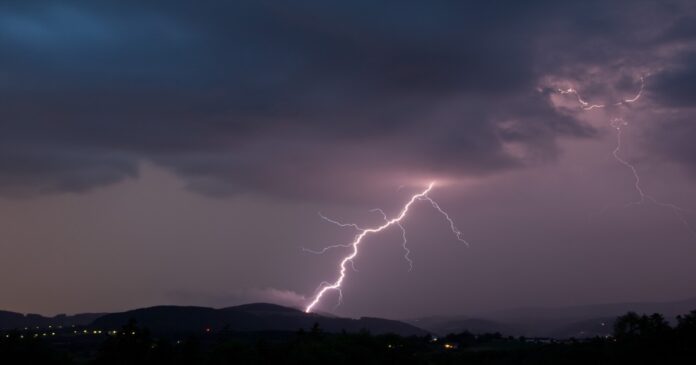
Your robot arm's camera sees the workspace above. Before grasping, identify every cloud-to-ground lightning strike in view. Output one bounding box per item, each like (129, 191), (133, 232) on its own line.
(558, 77), (696, 238)
(304, 182), (468, 313)
(370, 208), (413, 271)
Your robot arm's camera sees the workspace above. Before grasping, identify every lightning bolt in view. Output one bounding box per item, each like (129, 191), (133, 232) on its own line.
(609, 117), (646, 204)
(304, 182), (468, 313)
(558, 77), (695, 238)
(371, 208), (413, 271)
(557, 87), (606, 110)
(557, 76), (644, 110)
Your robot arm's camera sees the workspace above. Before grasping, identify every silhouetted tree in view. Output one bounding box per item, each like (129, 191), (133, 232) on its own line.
(676, 309), (696, 353)
(613, 312), (670, 341)
(614, 311), (641, 340)
(676, 310), (696, 335)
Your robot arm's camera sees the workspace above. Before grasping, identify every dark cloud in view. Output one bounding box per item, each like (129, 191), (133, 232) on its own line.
(642, 16), (696, 172)
(1, 0), (693, 199)
(651, 52), (696, 107)
(0, 144), (136, 196)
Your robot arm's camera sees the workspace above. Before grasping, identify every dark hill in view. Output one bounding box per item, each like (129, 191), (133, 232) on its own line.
(409, 316), (512, 336)
(410, 297), (696, 338)
(91, 303), (428, 336)
(223, 303), (301, 314)
(0, 311), (26, 329)
(0, 310), (104, 330)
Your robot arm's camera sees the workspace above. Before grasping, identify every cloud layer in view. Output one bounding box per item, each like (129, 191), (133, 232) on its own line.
(8, 1), (695, 200)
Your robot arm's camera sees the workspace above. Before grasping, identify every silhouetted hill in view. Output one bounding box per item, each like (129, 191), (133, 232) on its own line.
(7, 297), (694, 338)
(0, 310), (104, 330)
(92, 303), (428, 336)
(222, 303), (300, 314)
(487, 296), (696, 324)
(411, 297), (696, 338)
(409, 316), (512, 336)
(0, 311), (26, 329)
(547, 317), (616, 338)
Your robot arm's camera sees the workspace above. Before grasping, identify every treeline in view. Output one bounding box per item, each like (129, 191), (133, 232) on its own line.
(1, 311), (695, 364)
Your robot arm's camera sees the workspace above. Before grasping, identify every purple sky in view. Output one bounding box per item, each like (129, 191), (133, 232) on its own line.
(1, 1), (696, 318)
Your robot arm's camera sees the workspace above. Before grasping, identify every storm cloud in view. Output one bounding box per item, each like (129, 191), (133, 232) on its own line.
(7, 1), (694, 199)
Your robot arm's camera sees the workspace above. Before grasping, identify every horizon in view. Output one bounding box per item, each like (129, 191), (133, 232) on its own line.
(5, 295), (696, 321)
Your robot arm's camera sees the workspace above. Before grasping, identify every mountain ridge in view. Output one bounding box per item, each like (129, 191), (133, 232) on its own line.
(0, 303), (428, 336)
(409, 296), (696, 337)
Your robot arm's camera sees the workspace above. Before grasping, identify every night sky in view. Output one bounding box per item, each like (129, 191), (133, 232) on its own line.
(1, 1), (696, 318)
